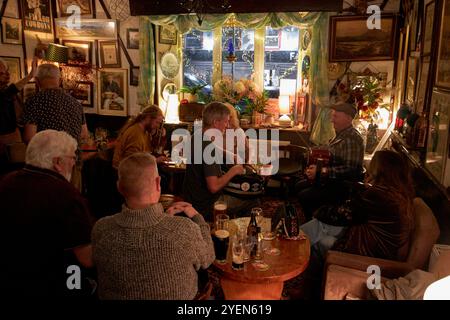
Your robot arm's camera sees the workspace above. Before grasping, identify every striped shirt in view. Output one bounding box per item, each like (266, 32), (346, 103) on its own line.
(328, 126), (364, 181)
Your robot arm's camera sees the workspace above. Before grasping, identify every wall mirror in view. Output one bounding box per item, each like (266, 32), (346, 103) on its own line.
(161, 82), (177, 101)
(160, 51), (180, 79)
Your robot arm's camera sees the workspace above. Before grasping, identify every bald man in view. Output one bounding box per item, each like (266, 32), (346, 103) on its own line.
(92, 153), (214, 300)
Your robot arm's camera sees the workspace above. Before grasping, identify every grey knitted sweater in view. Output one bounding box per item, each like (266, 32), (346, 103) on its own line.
(92, 203), (215, 300)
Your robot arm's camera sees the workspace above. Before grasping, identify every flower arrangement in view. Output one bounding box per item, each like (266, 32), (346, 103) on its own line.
(213, 76), (268, 115)
(337, 76), (389, 123)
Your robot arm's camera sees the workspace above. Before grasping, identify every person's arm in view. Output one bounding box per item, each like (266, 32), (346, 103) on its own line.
(14, 56), (38, 91)
(206, 164), (244, 194)
(73, 244), (93, 268)
(23, 123), (37, 144)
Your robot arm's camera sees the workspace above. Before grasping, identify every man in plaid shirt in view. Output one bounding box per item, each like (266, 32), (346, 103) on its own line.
(298, 102), (364, 220)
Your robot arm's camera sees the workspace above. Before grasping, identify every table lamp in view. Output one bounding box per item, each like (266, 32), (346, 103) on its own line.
(278, 95), (291, 127)
(165, 93), (180, 124)
(280, 79), (297, 124)
(45, 43), (69, 64)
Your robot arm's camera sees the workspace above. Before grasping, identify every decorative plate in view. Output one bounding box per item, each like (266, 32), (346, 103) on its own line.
(160, 51), (180, 79)
(328, 62), (346, 80)
(301, 29), (311, 50)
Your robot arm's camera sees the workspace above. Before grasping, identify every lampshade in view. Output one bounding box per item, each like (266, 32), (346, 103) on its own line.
(165, 93), (180, 124)
(45, 43), (68, 64)
(279, 79), (297, 96)
(279, 95), (290, 114)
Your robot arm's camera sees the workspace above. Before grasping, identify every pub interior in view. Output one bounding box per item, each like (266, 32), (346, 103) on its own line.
(1, 0), (450, 300)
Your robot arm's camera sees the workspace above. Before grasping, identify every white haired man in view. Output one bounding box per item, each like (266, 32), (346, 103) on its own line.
(0, 129), (94, 297)
(23, 63), (88, 144)
(92, 153), (215, 299)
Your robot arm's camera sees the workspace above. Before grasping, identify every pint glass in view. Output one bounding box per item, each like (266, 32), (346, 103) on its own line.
(213, 214), (230, 263)
(213, 200), (227, 224)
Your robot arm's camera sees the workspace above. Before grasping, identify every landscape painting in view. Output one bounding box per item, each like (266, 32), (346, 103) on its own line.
(329, 15), (397, 61)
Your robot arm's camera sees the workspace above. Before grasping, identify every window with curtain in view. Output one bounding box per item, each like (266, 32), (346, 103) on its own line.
(221, 27), (255, 80)
(182, 29), (214, 94)
(264, 26), (299, 98)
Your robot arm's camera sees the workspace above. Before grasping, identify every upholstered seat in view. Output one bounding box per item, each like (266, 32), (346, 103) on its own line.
(322, 197), (440, 300)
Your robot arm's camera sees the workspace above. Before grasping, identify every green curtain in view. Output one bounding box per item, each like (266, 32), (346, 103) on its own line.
(138, 17), (156, 107)
(142, 12), (332, 141)
(309, 12), (335, 145)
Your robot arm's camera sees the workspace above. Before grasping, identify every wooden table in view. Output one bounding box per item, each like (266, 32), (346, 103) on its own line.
(213, 236), (310, 300)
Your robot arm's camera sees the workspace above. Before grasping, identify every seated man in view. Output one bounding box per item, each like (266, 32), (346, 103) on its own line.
(0, 129), (94, 297)
(182, 102), (259, 222)
(297, 102), (365, 220)
(92, 153), (215, 300)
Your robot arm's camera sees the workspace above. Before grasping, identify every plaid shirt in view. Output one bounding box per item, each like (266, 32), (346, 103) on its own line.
(328, 126), (364, 181)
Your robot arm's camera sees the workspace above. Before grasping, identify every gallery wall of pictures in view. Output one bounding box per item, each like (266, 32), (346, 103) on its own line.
(397, 0), (450, 190)
(0, 0), (141, 116)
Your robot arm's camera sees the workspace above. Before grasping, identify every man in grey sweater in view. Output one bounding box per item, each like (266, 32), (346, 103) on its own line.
(92, 153), (215, 300)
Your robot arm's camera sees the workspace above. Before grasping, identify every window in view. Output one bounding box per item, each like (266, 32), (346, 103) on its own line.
(222, 27), (254, 80)
(264, 26), (299, 98)
(182, 30), (214, 94)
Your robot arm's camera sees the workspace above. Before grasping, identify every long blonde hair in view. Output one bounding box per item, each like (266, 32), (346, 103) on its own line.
(223, 102), (240, 129)
(117, 105), (163, 138)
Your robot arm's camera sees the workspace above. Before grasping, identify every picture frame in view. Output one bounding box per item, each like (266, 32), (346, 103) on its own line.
(406, 55), (419, 104)
(20, 0), (53, 33)
(126, 28), (139, 49)
(436, 0), (450, 90)
(0, 56), (21, 84)
(130, 66), (139, 86)
(99, 40), (121, 68)
(98, 69), (128, 116)
(425, 89), (450, 185)
(57, 0), (92, 17)
(1, 17), (23, 45)
(22, 81), (37, 103)
(55, 18), (117, 40)
(71, 81), (94, 112)
(62, 40), (93, 66)
(159, 25), (177, 45)
(329, 15), (397, 62)
(265, 29), (281, 50)
(423, 1), (435, 56)
(415, 56), (430, 114)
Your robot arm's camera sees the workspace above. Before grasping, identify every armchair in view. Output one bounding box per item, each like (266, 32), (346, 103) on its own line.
(322, 197), (440, 300)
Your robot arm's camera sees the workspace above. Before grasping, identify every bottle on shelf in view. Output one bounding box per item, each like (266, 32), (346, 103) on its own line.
(413, 113), (428, 148)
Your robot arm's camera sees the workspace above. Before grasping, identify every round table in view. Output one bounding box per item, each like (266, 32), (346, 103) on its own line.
(213, 236), (310, 300)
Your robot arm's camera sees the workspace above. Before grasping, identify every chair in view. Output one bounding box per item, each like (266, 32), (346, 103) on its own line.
(270, 144), (308, 198)
(322, 197), (441, 300)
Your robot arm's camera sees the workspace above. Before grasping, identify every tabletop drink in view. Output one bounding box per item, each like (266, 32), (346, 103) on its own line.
(213, 201), (227, 223)
(213, 214), (230, 263)
(231, 237), (244, 270)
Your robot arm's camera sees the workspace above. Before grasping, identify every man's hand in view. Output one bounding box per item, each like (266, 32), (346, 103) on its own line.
(305, 165), (317, 180)
(156, 155), (168, 163)
(166, 202), (199, 218)
(230, 164), (245, 176)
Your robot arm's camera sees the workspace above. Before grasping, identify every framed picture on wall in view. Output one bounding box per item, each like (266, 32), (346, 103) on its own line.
(98, 69), (128, 116)
(159, 25), (177, 45)
(329, 15), (397, 61)
(126, 28), (139, 49)
(1, 17), (23, 45)
(436, 0), (450, 90)
(423, 1), (435, 56)
(20, 0), (53, 33)
(425, 89), (450, 184)
(70, 81), (94, 111)
(62, 40), (93, 65)
(55, 18), (116, 39)
(415, 56), (431, 114)
(99, 40), (121, 68)
(57, 0), (92, 17)
(130, 66), (139, 86)
(406, 55), (419, 103)
(0, 56), (21, 84)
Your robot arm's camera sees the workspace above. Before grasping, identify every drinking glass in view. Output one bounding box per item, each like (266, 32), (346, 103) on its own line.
(213, 200), (227, 225)
(231, 236), (244, 270)
(213, 214), (230, 264)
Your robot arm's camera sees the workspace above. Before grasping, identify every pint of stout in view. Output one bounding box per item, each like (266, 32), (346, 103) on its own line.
(213, 229), (230, 263)
(213, 201), (227, 223)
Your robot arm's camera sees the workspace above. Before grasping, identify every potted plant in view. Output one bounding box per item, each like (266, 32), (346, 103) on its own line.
(179, 84), (207, 103)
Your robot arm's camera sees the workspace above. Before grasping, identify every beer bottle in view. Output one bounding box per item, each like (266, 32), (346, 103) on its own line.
(247, 210), (259, 258)
(285, 202), (299, 237)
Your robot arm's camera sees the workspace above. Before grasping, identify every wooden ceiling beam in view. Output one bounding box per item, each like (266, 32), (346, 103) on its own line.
(129, 0), (343, 16)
